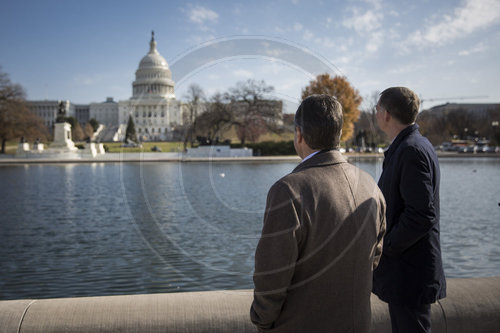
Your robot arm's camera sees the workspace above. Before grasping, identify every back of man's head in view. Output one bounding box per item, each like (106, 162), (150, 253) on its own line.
(379, 87), (420, 125)
(295, 94), (343, 150)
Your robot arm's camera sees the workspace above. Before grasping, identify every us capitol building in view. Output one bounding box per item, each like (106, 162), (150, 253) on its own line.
(27, 32), (185, 141)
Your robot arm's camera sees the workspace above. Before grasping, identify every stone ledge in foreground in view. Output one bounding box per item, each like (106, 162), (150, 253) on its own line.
(0, 277), (499, 333)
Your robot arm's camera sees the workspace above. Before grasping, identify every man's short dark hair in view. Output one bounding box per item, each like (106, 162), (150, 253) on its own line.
(295, 94), (343, 150)
(378, 87), (420, 125)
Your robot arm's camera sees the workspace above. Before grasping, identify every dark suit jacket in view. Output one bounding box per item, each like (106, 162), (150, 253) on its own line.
(251, 150), (386, 332)
(373, 124), (446, 305)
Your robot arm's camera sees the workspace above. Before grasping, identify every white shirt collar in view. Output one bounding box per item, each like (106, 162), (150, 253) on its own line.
(302, 150), (320, 163)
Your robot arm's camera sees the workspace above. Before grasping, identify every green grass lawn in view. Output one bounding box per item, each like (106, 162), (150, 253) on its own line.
(2, 141), (186, 154)
(3, 130), (294, 155)
(104, 142), (185, 153)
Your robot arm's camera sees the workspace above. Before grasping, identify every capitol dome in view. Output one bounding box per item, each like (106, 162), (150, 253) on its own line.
(132, 31), (175, 99)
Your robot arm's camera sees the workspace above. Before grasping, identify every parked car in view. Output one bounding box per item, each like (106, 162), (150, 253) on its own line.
(459, 146), (476, 153)
(483, 146), (497, 153)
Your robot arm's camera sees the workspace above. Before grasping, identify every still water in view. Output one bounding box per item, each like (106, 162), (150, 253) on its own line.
(0, 157), (499, 300)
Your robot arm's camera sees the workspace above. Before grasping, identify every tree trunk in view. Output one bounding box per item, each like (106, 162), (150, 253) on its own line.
(1, 138), (6, 154)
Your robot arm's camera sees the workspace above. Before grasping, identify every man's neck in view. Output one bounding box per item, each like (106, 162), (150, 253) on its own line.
(302, 150), (320, 162)
(387, 123), (414, 142)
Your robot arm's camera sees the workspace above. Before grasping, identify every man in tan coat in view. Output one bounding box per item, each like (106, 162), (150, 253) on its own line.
(251, 94), (386, 332)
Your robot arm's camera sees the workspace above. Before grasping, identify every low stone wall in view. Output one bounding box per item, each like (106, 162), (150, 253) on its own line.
(1, 277), (499, 332)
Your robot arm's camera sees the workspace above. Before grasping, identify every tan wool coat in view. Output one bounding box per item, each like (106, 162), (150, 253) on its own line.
(251, 150), (386, 332)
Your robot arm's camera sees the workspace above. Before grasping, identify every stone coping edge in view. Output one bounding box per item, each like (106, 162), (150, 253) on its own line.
(0, 277), (499, 332)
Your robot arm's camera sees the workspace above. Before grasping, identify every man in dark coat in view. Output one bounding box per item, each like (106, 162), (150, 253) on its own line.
(251, 94), (386, 332)
(372, 87), (446, 332)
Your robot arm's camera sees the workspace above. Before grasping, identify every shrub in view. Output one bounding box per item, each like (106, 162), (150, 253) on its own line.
(232, 141), (295, 156)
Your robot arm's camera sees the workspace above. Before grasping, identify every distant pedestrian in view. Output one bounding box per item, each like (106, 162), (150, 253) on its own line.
(373, 87), (446, 333)
(251, 94), (386, 332)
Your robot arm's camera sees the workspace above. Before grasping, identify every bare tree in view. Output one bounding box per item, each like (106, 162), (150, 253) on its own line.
(353, 91), (387, 147)
(72, 122), (85, 141)
(0, 67), (47, 153)
(416, 105), (500, 146)
(194, 93), (233, 143)
(183, 84), (206, 149)
(63, 116), (84, 141)
(225, 79), (281, 145)
(84, 122), (94, 140)
(417, 111), (448, 145)
(444, 108), (474, 139)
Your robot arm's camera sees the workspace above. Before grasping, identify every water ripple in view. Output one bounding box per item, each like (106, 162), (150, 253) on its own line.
(0, 158), (499, 300)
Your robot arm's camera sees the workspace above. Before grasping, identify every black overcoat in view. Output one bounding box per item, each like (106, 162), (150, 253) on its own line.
(373, 124), (446, 305)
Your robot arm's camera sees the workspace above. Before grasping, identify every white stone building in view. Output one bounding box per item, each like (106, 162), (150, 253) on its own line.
(27, 32), (185, 141)
(27, 32), (285, 142)
(27, 100), (73, 129)
(90, 97), (118, 126)
(118, 31), (184, 141)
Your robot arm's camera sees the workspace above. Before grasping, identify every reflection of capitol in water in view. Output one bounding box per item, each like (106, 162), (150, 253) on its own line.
(27, 32), (185, 141)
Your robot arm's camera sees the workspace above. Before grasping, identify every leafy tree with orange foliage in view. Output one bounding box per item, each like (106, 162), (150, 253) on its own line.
(301, 74), (362, 142)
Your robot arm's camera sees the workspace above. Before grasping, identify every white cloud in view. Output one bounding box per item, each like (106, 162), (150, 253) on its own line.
(342, 4), (385, 53)
(298, 29), (336, 49)
(407, 0), (500, 47)
(458, 42), (487, 56)
(260, 41), (286, 58)
(187, 5), (219, 25)
(342, 5), (385, 53)
(366, 31), (383, 53)
(342, 8), (382, 33)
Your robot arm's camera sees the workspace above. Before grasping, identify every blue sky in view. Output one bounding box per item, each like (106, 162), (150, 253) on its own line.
(1, 0), (499, 113)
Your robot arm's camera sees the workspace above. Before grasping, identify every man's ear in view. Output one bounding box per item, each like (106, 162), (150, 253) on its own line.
(385, 109), (392, 122)
(296, 127), (304, 143)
